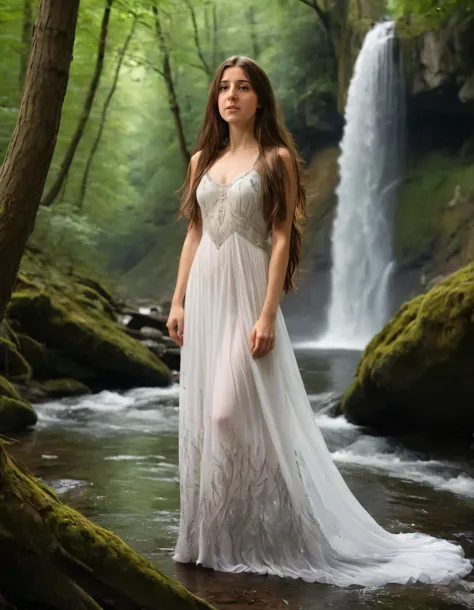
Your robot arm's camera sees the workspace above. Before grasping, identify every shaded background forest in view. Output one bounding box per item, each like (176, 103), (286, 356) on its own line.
(1, 0), (340, 299)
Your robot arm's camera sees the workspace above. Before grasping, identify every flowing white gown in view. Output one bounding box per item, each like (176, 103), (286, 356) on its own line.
(172, 166), (472, 586)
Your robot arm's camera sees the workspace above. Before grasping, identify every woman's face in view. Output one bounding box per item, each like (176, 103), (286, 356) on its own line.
(217, 65), (259, 125)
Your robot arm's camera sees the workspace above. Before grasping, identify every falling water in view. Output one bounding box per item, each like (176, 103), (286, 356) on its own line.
(318, 21), (405, 350)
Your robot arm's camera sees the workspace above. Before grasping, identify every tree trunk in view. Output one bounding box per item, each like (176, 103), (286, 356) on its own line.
(77, 12), (138, 211)
(212, 2), (219, 67)
(41, 0), (115, 208)
(0, 0), (80, 325)
(153, 3), (191, 168)
(245, 6), (260, 60)
(19, 0), (33, 95)
(184, 0), (212, 78)
(0, 444), (215, 609)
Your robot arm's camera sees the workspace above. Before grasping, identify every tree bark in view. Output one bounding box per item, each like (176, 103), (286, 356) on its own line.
(0, 0), (80, 325)
(41, 0), (115, 208)
(19, 0), (33, 95)
(77, 12), (138, 210)
(153, 2), (191, 167)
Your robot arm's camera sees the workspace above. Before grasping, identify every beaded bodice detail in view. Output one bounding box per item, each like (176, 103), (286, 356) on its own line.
(196, 169), (271, 255)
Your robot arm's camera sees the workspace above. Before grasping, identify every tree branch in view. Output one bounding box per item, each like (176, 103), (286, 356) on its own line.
(183, 0), (212, 78)
(125, 52), (165, 77)
(77, 12), (138, 210)
(152, 2), (190, 166)
(298, 0), (331, 34)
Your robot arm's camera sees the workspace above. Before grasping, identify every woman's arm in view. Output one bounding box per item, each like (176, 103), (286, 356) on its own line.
(251, 147), (297, 359)
(167, 152), (203, 346)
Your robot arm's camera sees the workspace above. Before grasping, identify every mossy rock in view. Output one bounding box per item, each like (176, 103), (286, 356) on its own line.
(342, 263), (474, 438)
(0, 376), (21, 401)
(0, 337), (31, 382)
(72, 274), (116, 305)
(0, 377), (37, 433)
(16, 333), (100, 384)
(8, 291), (171, 389)
(76, 287), (117, 321)
(41, 378), (90, 398)
(0, 397), (37, 433)
(0, 443), (215, 610)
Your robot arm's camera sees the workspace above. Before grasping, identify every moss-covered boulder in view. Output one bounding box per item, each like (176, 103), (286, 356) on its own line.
(0, 443), (215, 609)
(0, 377), (37, 433)
(16, 333), (100, 385)
(343, 263), (474, 439)
(41, 378), (90, 398)
(0, 337), (31, 382)
(8, 291), (171, 389)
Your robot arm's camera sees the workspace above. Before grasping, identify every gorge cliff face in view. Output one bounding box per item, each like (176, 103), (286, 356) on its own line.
(394, 12), (474, 281)
(306, 7), (474, 287)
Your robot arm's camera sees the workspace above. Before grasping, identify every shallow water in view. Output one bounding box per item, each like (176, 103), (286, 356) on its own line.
(9, 348), (474, 609)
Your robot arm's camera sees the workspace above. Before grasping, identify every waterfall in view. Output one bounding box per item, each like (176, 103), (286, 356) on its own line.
(319, 21), (405, 350)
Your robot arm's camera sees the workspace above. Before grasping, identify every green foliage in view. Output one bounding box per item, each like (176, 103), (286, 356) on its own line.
(389, 0), (470, 25)
(1, 0), (338, 297)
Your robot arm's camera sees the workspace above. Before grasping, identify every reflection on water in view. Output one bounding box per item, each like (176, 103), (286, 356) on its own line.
(9, 349), (474, 609)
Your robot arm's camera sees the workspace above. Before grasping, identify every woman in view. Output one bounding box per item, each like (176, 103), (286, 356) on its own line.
(166, 55), (472, 586)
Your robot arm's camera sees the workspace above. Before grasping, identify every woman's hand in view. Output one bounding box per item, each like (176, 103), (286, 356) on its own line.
(250, 314), (276, 359)
(166, 304), (185, 347)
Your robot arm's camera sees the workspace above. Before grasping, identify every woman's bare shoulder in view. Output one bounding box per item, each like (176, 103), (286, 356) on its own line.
(263, 146), (293, 174)
(191, 150), (203, 166)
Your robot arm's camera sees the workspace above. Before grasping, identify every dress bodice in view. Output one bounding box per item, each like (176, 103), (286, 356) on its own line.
(196, 169), (271, 255)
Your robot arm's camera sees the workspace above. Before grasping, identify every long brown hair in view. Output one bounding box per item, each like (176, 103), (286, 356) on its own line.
(179, 55), (307, 293)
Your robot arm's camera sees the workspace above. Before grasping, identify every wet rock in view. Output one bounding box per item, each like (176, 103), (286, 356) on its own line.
(123, 327), (144, 340)
(41, 378), (90, 398)
(140, 326), (164, 340)
(343, 263), (474, 439)
(162, 348), (181, 372)
(141, 339), (166, 359)
(0, 376), (37, 433)
(124, 311), (168, 334)
(0, 337), (31, 382)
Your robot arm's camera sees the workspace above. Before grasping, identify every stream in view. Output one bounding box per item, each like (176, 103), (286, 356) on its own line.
(9, 347), (474, 609)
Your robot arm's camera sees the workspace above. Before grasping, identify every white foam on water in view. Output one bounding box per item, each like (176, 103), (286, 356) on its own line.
(332, 436), (474, 498)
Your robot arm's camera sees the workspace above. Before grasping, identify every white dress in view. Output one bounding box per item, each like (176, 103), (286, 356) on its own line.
(172, 167), (472, 587)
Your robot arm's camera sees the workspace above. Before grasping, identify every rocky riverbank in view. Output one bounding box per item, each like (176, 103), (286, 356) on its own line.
(0, 249), (179, 433)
